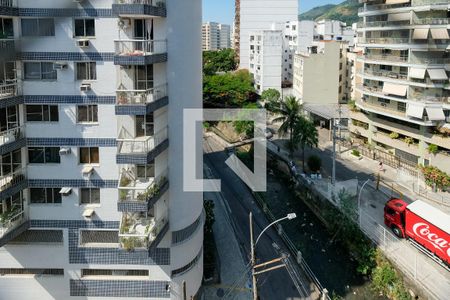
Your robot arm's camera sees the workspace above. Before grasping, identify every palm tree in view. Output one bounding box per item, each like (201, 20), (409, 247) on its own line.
(271, 96), (302, 155)
(294, 117), (319, 171)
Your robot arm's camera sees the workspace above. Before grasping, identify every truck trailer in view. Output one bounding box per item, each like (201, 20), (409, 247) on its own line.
(384, 198), (450, 268)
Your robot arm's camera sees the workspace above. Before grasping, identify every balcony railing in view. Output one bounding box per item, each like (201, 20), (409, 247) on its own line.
(412, 0), (448, 6)
(0, 82), (17, 99)
(119, 214), (168, 250)
(0, 0), (17, 7)
(116, 84), (167, 106)
(114, 39), (167, 57)
(359, 37), (410, 44)
(114, 0), (165, 6)
(362, 69), (408, 80)
(0, 125), (24, 147)
(0, 208), (24, 239)
(117, 127), (168, 155)
(364, 54), (408, 63)
(0, 168), (26, 193)
(410, 57), (450, 65)
(118, 168), (168, 203)
(358, 20), (410, 28)
(413, 18), (450, 25)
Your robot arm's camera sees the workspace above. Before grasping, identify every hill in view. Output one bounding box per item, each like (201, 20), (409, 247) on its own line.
(299, 0), (361, 26)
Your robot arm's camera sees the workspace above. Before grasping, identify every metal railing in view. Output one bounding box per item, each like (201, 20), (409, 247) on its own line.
(114, 39), (167, 56)
(362, 69), (408, 80)
(412, 0), (449, 6)
(359, 37), (410, 44)
(117, 126), (168, 154)
(410, 56), (450, 65)
(0, 209), (24, 238)
(0, 125), (24, 147)
(0, 0), (17, 7)
(119, 215), (167, 249)
(118, 168), (168, 202)
(116, 84), (167, 105)
(413, 17), (450, 25)
(114, 0), (165, 6)
(0, 82), (17, 99)
(0, 167), (26, 192)
(358, 20), (410, 28)
(364, 54), (408, 63)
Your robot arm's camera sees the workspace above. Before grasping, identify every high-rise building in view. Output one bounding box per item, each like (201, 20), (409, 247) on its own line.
(0, 0), (204, 299)
(352, 0), (450, 173)
(202, 22), (231, 51)
(235, 0), (298, 69)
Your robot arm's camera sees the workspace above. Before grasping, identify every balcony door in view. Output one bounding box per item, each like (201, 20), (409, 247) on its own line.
(134, 65), (153, 91)
(134, 19), (153, 40)
(135, 113), (154, 138)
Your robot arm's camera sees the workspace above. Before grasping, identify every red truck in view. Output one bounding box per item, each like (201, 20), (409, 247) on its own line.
(384, 198), (450, 268)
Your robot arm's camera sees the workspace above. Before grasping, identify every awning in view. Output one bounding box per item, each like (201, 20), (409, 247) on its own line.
(409, 68), (426, 79)
(82, 165), (94, 175)
(413, 28), (429, 39)
(382, 82), (407, 96)
(430, 28), (449, 40)
(406, 102), (425, 119)
(387, 13), (410, 22)
(447, 45), (450, 51)
(426, 107), (445, 121)
(59, 187), (72, 195)
(427, 69), (448, 80)
(385, 0), (410, 4)
(83, 209), (95, 218)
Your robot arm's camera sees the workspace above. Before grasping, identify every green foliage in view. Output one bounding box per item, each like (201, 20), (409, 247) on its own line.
(233, 103), (258, 138)
(293, 117), (319, 170)
(203, 69), (255, 108)
(389, 132), (399, 139)
(307, 155), (322, 172)
(299, 0), (361, 25)
(427, 143), (439, 155)
(352, 149), (360, 157)
(261, 89), (281, 110)
(348, 99), (358, 112)
(420, 165), (450, 189)
(271, 96), (303, 154)
(203, 121), (211, 130)
(203, 49), (237, 75)
(403, 137), (414, 145)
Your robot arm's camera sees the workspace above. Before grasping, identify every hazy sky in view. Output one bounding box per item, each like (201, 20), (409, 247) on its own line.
(203, 0), (344, 25)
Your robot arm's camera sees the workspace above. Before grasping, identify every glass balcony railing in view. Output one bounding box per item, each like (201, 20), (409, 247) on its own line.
(118, 168), (168, 203)
(119, 213), (168, 250)
(117, 127), (168, 155)
(0, 208), (24, 239)
(0, 168), (26, 193)
(116, 84), (167, 106)
(114, 39), (167, 57)
(0, 81), (17, 100)
(0, 125), (24, 147)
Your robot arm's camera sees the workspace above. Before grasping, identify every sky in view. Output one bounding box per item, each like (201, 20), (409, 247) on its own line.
(203, 0), (344, 25)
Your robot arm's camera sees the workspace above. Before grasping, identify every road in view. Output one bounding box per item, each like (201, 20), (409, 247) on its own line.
(203, 135), (318, 300)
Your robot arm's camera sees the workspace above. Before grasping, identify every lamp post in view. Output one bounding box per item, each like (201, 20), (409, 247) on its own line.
(358, 179), (371, 226)
(249, 212), (297, 300)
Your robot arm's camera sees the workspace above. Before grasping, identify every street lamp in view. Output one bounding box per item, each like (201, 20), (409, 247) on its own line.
(249, 212), (297, 300)
(358, 179), (371, 226)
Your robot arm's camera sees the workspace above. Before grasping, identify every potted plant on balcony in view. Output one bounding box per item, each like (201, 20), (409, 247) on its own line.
(389, 132), (399, 139)
(404, 137), (414, 146)
(117, 91), (128, 105)
(428, 144), (439, 155)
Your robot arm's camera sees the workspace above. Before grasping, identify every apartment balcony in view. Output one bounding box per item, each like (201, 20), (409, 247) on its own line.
(0, 80), (18, 100)
(117, 168), (169, 212)
(356, 84), (407, 101)
(0, 168), (26, 195)
(116, 127), (168, 164)
(114, 39), (167, 65)
(0, 39), (15, 60)
(0, 125), (24, 147)
(359, 37), (410, 45)
(362, 69), (408, 81)
(363, 54), (408, 64)
(413, 18), (450, 26)
(0, 209), (28, 247)
(0, 0), (18, 16)
(357, 20), (410, 29)
(410, 56), (450, 65)
(373, 130), (421, 157)
(119, 213), (168, 251)
(112, 0), (166, 18)
(116, 84), (168, 115)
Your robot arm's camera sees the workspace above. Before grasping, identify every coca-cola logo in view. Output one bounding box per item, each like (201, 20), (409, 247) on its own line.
(412, 223), (450, 258)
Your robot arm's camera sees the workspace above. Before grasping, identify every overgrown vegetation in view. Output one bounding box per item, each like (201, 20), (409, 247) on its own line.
(351, 149), (360, 157)
(420, 165), (450, 190)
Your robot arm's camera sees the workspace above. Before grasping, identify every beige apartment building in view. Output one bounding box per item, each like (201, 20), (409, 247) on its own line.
(352, 0), (450, 173)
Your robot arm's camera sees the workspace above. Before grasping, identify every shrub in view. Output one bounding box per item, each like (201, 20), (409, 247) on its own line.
(427, 144), (438, 155)
(389, 132), (399, 139)
(307, 155), (322, 173)
(420, 165), (450, 190)
(404, 137), (414, 145)
(352, 149), (360, 157)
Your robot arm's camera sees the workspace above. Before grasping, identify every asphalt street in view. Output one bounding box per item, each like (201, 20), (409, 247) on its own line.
(203, 136), (317, 300)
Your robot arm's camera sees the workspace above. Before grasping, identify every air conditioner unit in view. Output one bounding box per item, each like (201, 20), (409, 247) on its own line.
(80, 83), (91, 92)
(76, 39), (90, 48)
(53, 62), (68, 70)
(59, 147), (71, 155)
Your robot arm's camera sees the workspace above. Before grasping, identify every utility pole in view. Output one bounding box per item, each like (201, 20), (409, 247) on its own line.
(249, 212), (258, 300)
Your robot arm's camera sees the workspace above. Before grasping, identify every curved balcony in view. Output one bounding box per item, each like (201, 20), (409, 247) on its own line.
(114, 39), (167, 65)
(115, 84), (168, 115)
(117, 168), (169, 212)
(116, 127), (168, 164)
(119, 213), (168, 251)
(112, 0), (166, 18)
(0, 167), (26, 195)
(0, 125), (24, 147)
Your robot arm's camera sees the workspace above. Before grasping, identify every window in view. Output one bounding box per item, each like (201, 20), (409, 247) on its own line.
(76, 62), (96, 81)
(0, 18), (13, 38)
(79, 147), (99, 164)
(74, 19), (95, 37)
(30, 188), (62, 204)
(80, 230), (118, 246)
(0, 149), (21, 176)
(0, 269), (64, 276)
(21, 18), (55, 37)
(24, 62), (56, 80)
(77, 105), (98, 123)
(398, 102), (406, 112)
(26, 105), (58, 122)
(28, 147), (60, 164)
(80, 188), (100, 205)
(81, 269), (148, 277)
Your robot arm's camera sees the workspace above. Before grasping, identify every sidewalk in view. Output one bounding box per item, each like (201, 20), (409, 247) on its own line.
(202, 166), (252, 300)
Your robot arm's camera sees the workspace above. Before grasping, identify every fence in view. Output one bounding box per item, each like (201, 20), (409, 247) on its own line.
(359, 210), (450, 300)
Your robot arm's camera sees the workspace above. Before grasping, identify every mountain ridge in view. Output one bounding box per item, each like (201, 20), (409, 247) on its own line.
(299, 0), (361, 26)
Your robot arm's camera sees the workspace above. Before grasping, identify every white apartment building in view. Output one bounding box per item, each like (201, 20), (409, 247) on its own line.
(0, 0), (204, 299)
(249, 29), (283, 94)
(202, 22), (231, 51)
(316, 20), (355, 46)
(293, 41), (349, 105)
(353, 0), (450, 172)
(235, 0), (298, 69)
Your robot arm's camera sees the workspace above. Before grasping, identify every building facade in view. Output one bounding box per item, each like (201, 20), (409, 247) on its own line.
(0, 0), (204, 299)
(236, 0), (298, 69)
(352, 0), (450, 173)
(202, 22), (231, 51)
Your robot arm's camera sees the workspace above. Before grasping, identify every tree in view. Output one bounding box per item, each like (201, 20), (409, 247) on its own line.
(307, 155), (321, 173)
(294, 117), (318, 171)
(233, 103), (258, 138)
(271, 96), (302, 155)
(427, 144), (438, 155)
(261, 89), (281, 111)
(203, 49), (237, 75)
